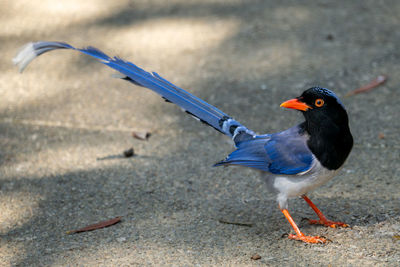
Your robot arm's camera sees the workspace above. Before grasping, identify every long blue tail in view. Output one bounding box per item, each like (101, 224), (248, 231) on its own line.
(13, 41), (255, 145)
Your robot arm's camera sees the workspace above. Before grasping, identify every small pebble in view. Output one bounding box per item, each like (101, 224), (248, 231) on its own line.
(326, 34), (334, 41)
(251, 253), (261, 260)
(117, 237), (127, 243)
(123, 148), (135, 157)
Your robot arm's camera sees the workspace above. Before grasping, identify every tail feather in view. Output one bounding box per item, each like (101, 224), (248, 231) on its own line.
(13, 41), (255, 144)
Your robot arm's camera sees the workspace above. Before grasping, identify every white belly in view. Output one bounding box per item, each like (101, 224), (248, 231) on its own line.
(261, 159), (340, 209)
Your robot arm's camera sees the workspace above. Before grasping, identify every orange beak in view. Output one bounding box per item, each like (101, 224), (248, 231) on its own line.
(280, 98), (311, 111)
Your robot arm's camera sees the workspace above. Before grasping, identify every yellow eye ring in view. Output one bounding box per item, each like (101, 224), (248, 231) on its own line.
(315, 99), (324, 107)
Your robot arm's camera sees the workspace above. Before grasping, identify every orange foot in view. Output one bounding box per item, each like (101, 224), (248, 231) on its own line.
(288, 233), (327, 243)
(308, 219), (349, 228)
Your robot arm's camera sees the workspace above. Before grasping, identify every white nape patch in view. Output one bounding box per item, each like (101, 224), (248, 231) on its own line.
(100, 59), (110, 64)
(12, 43), (37, 73)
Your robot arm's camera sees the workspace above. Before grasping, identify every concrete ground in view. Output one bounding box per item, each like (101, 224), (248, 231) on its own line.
(1, 0), (399, 266)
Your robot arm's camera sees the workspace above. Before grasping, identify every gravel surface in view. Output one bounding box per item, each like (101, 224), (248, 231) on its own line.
(1, 1), (399, 266)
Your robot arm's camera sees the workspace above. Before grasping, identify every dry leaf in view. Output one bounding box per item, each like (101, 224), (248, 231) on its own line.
(251, 254), (261, 260)
(67, 216), (122, 234)
(218, 219), (253, 227)
(346, 75), (387, 97)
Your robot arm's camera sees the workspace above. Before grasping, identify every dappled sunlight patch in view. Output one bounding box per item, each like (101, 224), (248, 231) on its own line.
(108, 17), (239, 60)
(0, 242), (25, 267)
(0, 0), (125, 36)
(226, 42), (302, 80)
(1, 143), (126, 178)
(49, 212), (232, 266)
(50, 242), (201, 266)
(0, 191), (40, 233)
(5, 17), (240, 135)
(1, 69), (84, 110)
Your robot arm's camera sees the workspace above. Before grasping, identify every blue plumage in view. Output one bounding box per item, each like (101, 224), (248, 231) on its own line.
(215, 125), (313, 174)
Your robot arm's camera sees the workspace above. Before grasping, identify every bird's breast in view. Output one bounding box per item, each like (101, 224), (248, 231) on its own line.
(266, 159), (340, 198)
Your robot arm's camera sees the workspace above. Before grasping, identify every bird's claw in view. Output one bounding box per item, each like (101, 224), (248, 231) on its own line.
(288, 233), (327, 244)
(308, 219), (349, 228)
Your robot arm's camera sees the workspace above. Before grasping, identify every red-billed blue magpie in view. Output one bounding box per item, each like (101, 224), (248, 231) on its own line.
(13, 42), (353, 243)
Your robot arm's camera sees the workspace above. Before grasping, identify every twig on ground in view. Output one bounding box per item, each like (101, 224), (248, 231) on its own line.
(218, 219), (253, 227)
(346, 75), (387, 97)
(66, 216), (122, 234)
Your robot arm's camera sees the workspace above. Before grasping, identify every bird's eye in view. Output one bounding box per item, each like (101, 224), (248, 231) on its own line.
(315, 99), (324, 107)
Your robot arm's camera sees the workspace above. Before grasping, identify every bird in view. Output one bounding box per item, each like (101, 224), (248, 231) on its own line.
(13, 41), (353, 243)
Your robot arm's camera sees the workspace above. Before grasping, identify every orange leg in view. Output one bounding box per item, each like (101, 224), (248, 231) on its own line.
(302, 195), (349, 228)
(281, 208), (326, 243)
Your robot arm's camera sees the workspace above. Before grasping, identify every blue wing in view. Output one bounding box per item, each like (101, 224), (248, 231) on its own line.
(215, 125), (314, 175)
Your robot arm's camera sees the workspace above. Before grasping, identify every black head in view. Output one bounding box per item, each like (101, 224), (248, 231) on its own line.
(281, 87), (353, 170)
(281, 87), (348, 125)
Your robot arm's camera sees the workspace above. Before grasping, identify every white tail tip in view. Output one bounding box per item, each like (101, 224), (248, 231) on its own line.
(12, 42), (37, 73)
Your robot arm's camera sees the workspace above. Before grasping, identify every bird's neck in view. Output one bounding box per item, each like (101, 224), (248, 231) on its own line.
(300, 120), (353, 170)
